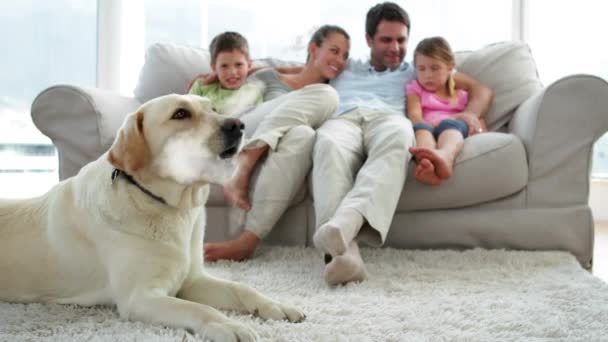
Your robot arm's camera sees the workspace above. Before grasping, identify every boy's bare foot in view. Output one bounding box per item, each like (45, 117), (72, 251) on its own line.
(223, 177), (252, 211)
(204, 231), (259, 262)
(409, 147), (454, 179)
(414, 158), (442, 186)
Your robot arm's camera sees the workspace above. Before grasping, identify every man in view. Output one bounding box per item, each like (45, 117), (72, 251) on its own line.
(312, 2), (493, 286)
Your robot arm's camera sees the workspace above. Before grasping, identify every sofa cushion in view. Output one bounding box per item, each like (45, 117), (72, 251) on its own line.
(397, 132), (528, 211)
(455, 41), (542, 131)
(133, 43), (302, 104)
(134, 41), (539, 132)
(134, 43), (211, 104)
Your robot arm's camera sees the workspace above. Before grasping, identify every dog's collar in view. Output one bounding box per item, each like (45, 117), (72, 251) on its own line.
(111, 169), (167, 205)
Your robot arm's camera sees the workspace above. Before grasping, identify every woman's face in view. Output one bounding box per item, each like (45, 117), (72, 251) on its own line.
(309, 32), (350, 80)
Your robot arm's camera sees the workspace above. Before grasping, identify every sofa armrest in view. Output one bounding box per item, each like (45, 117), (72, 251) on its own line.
(31, 85), (140, 180)
(509, 75), (608, 207)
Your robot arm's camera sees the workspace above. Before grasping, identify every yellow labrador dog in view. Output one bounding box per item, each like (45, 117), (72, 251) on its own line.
(0, 94), (303, 341)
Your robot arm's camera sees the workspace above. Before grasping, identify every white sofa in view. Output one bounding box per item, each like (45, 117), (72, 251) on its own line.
(31, 41), (608, 268)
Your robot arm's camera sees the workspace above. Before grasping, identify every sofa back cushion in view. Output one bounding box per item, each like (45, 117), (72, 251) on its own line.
(134, 43), (300, 104)
(455, 41), (542, 131)
(134, 43), (211, 104)
(135, 41), (542, 131)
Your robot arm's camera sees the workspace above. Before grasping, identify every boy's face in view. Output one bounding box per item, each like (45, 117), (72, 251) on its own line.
(211, 50), (251, 90)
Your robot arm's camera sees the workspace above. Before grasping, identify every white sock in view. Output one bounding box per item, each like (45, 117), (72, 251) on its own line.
(323, 240), (368, 286)
(313, 208), (364, 256)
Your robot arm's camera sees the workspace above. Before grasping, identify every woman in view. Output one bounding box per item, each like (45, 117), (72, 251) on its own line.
(201, 25), (351, 261)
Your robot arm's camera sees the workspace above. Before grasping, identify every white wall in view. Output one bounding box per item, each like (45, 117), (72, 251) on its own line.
(590, 180), (608, 222)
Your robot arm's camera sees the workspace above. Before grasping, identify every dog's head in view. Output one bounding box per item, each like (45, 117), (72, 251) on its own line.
(108, 94), (243, 186)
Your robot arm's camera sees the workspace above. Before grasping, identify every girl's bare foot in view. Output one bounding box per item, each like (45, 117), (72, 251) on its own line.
(414, 158), (443, 186)
(223, 176), (251, 211)
(409, 147), (454, 179)
(204, 230), (259, 262)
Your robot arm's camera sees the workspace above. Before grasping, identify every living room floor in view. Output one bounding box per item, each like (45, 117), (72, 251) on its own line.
(594, 221), (608, 282)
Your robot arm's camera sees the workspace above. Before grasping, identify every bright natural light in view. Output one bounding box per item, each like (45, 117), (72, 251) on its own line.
(1, 0), (607, 200)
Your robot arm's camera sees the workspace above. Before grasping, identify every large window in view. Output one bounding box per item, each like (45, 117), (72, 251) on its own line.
(0, 0), (96, 197)
(1, 0), (607, 200)
(526, 0), (608, 178)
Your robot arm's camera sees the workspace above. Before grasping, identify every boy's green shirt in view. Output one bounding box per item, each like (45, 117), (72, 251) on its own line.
(189, 80), (264, 115)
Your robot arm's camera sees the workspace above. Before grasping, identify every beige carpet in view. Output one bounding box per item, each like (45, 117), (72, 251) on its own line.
(1, 247), (607, 341)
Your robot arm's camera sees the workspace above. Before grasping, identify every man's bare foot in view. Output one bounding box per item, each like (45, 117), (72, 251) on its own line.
(409, 147), (454, 179)
(204, 231), (259, 262)
(414, 158), (442, 186)
(223, 177), (251, 211)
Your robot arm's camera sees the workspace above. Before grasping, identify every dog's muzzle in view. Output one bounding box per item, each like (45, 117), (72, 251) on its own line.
(220, 118), (244, 159)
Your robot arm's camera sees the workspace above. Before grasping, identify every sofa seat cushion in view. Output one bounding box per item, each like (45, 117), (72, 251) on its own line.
(397, 132), (527, 211)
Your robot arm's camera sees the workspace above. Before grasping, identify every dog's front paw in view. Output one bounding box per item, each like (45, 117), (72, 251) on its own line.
(204, 320), (259, 342)
(255, 300), (305, 323)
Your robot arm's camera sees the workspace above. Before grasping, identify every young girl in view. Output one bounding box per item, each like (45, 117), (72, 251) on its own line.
(406, 37), (483, 186)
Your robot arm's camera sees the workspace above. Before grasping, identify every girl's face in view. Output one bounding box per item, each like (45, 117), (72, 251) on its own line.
(414, 53), (453, 93)
(309, 32), (350, 80)
(212, 50), (251, 90)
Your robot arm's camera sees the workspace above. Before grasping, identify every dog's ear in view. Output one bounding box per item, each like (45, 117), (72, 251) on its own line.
(108, 111), (150, 172)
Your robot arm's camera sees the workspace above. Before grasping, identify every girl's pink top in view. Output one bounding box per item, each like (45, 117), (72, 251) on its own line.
(406, 80), (469, 124)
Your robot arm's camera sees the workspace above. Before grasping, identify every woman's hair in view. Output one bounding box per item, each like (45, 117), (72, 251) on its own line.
(414, 36), (456, 97)
(306, 25), (350, 63)
(209, 31), (250, 64)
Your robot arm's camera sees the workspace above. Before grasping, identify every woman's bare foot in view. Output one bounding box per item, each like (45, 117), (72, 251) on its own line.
(223, 176), (251, 211)
(204, 230), (259, 262)
(414, 158), (442, 186)
(409, 147), (454, 179)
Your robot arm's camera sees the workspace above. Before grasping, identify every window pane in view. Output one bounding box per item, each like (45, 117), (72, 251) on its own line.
(144, 0), (203, 48)
(528, 0), (608, 178)
(118, 0), (512, 93)
(594, 134), (608, 179)
(405, 0), (512, 52)
(0, 0), (97, 197)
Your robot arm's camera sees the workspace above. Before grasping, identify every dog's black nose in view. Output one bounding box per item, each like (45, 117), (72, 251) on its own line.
(222, 118), (244, 135)
(220, 118), (244, 159)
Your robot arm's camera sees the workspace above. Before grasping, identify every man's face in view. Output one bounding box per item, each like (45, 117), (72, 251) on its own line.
(366, 20), (409, 71)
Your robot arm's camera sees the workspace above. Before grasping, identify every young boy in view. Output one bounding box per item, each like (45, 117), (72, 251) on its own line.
(189, 31), (263, 115)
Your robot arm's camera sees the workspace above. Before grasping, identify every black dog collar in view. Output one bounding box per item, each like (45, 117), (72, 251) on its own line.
(111, 169), (167, 205)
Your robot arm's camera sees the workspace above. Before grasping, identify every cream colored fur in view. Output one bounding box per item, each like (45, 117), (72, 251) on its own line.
(0, 94), (303, 342)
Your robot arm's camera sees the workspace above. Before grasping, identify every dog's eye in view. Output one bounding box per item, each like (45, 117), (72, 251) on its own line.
(171, 108), (191, 120)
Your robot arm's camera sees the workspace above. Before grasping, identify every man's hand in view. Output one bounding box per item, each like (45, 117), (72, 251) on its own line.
(455, 112), (483, 136)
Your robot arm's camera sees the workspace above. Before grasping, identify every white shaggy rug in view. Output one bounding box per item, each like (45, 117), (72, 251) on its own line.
(2, 247), (608, 341)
